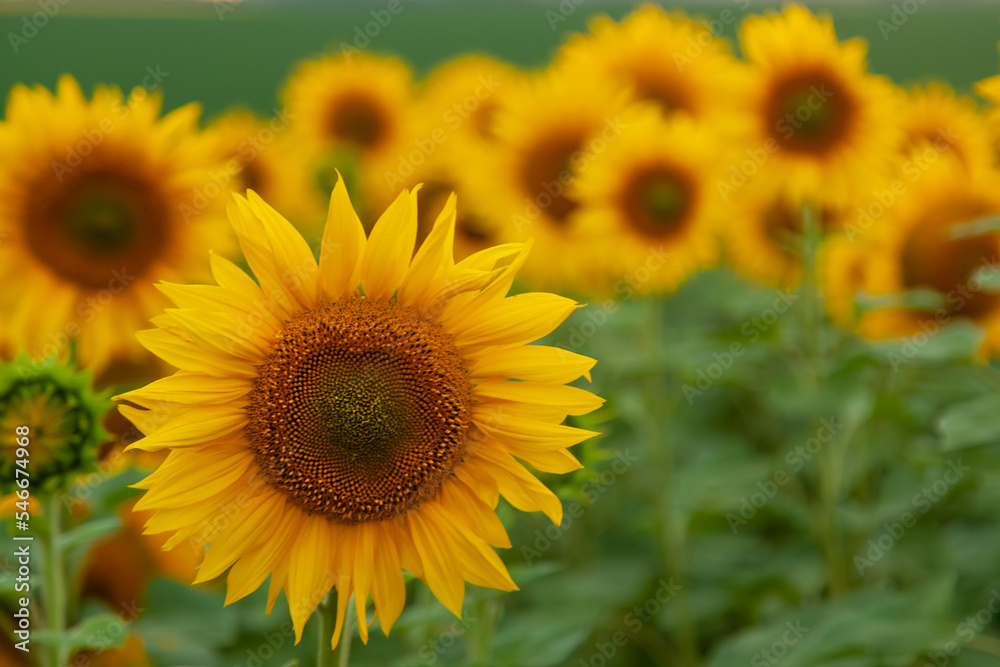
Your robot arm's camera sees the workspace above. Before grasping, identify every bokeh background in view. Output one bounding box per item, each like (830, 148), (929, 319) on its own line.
(3, 1), (1000, 667)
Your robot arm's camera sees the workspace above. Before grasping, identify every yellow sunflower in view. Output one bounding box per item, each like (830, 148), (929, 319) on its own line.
(854, 157), (1000, 353)
(553, 3), (745, 124)
(282, 53), (415, 217)
(418, 55), (522, 154)
(895, 83), (994, 172)
(571, 109), (719, 296)
(470, 71), (630, 290)
(0, 75), (233, 372)
(736, 4), (899, 207)
(204, 109), (323, 237)
(116, 181), (603, 648)
(975, 74), (1000, 165)
(723, 183), (849, 289)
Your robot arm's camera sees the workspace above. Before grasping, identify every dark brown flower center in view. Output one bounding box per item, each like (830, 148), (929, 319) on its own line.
(621, 164), (695, 239)
(521, 133), (584, 225)
(23, 160), (170, 290)
(900, 200), (1000, 320)
(326, 93), (389, 150)
(765, 68), (855, 155)
(247, 298), (472, 523)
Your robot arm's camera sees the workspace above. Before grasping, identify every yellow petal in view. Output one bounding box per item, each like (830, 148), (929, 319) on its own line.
(473, 381), (604, 416)
(467, 345), (596, 383)
(452, 293), (579, 349)
(407, 511), (464, 617)
(318, 176), (367, 300)
(361, 188), (416, 300)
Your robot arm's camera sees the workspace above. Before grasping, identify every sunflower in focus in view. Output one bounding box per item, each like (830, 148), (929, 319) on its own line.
(0, 76), (233, 372)
(854, 158), (1000, 352)
(736, 4), (899, 207)
(117, 181), (603, 648)
(204, 110), (323, 235)
(474, 72), (629, 290)
(895, 83), (993, 172)
(282, 53), (414, 215)
(723, 183), (849, 289)
(554, 4), (745, 124)
(572, 110), (719, 296)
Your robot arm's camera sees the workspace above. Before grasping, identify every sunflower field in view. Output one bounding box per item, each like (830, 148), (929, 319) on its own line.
(2, 1), (1000, 666)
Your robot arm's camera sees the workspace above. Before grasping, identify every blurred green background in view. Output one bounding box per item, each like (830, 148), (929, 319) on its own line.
(1, 1), (998, 117)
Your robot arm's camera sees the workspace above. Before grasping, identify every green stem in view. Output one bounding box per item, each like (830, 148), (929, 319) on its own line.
(335, 599), (355, 667)
(316, 596), (337, 667)
(469, 595), (502, 666)
(643, 298), (698, 666)
(43, 494), (67, 666)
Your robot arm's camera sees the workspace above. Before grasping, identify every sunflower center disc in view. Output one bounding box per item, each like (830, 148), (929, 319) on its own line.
(328, 94), (387, 149)
(766, 69), (853, 154)
(623, 165), (693, 239)
(23, 164), (170, 290)
(247, 298), (473, 523)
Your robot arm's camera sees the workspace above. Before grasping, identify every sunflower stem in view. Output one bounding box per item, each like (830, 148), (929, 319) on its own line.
(800, 205), (849, 596)
(42, 493), (68, 666)
(644, 298), (699, 666)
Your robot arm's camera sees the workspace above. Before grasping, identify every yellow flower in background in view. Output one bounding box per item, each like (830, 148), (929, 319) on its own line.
(204, 109), (324, 236)
(854, 157), (1000, 353)
(736, 4), (899, 207)
(572, 109), (719, 296)
(554, 4), (745, 124)
(895, 83), (994, 172)
(282, 53), (415, 216)
(474, 72), (629, 290)
(722, 185), (849, 289)
(418, 54), (522, 153)
(0, 75), (233, 372)
(818, 233), (871, 327)
(975, 74), (1000, 165)
(116, 181), (603, 648)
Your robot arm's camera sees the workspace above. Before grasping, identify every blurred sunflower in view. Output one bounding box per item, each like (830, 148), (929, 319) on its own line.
(117, 181), (602, 648)
(736, 4), (899, 207)
(572, 110), (719, 296)
(818, 233), (871, 327)
(854, 158), (1000, 352)
(895, 83), (993, 172)
(475, 72), (629, 289)
(723, 185), (848, 289)
(975, 74), (1000, 165)
(418, 55), (522, 152)
(282, 53), (414, 215)
(554, 4), (745, 123)
(0, 75), (233, 372)
(204, 110), (323, 235)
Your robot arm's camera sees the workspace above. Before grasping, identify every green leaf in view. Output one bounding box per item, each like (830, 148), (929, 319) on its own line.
(35, 612), (127, 651)
(58, 517), (122, 555)
(937, 394), (1000, 451)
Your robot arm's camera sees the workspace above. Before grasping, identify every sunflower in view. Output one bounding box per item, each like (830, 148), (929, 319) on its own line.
(471, 72), (629, 290)
(723, 183), (849, 289)
(0, 75), (233, 372)
(571, 109), (719, 296)
(553, 4), (745, 124)
(975, 74), (1000, 165)
(204, 109), (323, 236)
(736, 4), (899, 207)
(818, 233), (871, 327)
(895, 83), (994, 172)
(854, 158), (1000, 353)
(418, 55), (522, 154)
(116, 181), (603, 648)
(282, 53), (414, 217)
(0, 354), (109, 494)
